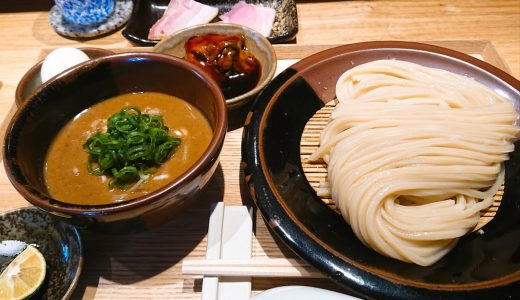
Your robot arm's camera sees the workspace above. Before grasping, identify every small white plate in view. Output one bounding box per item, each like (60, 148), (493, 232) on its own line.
(250, 286), (361, 300)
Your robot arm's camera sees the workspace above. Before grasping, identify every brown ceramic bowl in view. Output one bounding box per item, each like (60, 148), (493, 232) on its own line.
(153, 23), (277, 110)
(15, 47), (114, 106)
(3, 52), (227, 234)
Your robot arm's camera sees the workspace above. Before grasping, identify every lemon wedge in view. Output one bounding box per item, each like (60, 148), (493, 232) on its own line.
(0, 245), (46, 300)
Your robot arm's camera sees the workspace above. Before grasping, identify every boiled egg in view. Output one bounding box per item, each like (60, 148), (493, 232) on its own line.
(40, 47), (89, 83)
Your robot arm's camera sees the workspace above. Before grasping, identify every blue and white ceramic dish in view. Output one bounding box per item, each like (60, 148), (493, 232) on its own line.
(54, 0), (115, 26)
(49, 0), (133, 39)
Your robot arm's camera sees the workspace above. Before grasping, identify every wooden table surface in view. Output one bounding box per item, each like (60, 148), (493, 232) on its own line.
(0, 1), (519, 299)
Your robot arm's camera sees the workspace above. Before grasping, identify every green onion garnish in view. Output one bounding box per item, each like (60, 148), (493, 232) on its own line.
(83, 106), (181, 189)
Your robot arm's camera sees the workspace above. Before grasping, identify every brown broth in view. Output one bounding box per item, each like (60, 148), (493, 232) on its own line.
(44, 92), (213, 205)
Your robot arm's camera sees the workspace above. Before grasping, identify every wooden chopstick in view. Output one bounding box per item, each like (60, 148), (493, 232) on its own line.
(182, 258), (325, 278)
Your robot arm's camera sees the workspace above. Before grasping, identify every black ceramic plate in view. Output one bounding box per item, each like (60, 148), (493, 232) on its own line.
(122, 0), (298, 45)
(242, 41), (520, 299)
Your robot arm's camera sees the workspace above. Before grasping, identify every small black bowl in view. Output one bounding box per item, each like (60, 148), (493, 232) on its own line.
(242, 41), (520, 299)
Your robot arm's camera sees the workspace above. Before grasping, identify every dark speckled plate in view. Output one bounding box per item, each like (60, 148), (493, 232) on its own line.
(242, 41), (520, 299)
(122, 0), (298, 45)
(0, 207), (82, 300)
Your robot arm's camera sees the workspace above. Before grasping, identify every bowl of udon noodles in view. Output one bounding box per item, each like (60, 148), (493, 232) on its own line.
(3, 52), (227, 234)
(242, 41), (520, 299)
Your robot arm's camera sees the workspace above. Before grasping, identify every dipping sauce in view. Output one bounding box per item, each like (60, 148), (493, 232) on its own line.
(44, 92), (213, 205)
(184, 34), (261, 98)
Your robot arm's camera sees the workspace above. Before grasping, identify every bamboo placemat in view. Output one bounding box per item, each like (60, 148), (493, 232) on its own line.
(301, 101), (504, 232)
(0, 41), (511, 299)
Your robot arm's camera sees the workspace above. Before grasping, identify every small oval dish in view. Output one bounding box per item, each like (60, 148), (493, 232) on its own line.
(0, 207), (83, 300)
(153, 23), (276, 110)
(241, 41), (520, 299)
(15, 47), (113, 106)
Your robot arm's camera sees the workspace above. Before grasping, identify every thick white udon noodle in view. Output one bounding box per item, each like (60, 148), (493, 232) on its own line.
(309, 59), (519, 266)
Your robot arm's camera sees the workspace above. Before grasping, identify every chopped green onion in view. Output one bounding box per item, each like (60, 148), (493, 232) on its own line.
(83, 106), (181, 189)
